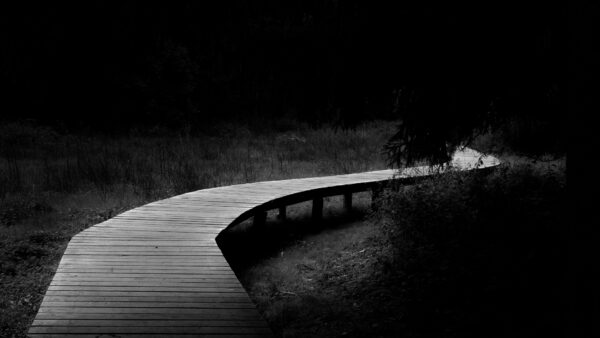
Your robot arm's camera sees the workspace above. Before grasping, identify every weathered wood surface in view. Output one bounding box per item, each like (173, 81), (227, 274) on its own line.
(29, 148), (499, 337)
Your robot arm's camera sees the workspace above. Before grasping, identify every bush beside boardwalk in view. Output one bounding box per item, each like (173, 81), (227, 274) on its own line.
(372, 159), (566, 337)
(227, 154), (566, 337)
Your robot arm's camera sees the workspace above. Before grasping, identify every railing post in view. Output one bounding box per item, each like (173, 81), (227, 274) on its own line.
(343, 192), (352, 211)
(253, 210), (267, 228)
(277, 206), (286, 220)
(312, 197), (323, 221)
(371, 184), (382, 210)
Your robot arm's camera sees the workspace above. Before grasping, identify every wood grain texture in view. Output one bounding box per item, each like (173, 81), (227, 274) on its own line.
(29, 148), (499, 337)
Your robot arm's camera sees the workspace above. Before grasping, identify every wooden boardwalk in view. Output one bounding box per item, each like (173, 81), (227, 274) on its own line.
(28, 148), (499, 337)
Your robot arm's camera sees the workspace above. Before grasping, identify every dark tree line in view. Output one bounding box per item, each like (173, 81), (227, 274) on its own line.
(1, 2), (565, 156)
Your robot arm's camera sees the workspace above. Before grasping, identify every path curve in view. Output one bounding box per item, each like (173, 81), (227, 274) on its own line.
(28, 148), (499, 337)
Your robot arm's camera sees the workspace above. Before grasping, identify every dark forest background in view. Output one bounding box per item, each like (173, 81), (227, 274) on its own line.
(1, 2), (565, 144)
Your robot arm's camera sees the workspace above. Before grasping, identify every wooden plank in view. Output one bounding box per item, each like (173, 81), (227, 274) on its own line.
(63, 252), (227, 256)
(47, 286), (247, 292)
(32, 319), (268, 327)
(49, 281), (242, 287)
(35, 307), (265, 315)
(67, 241), (219, 245)
(49, 277), (242, 284)
(39, 301), (256, 309)
(47, 276), (242, 284)
(45, 291), (247, 297)
(54, 266), (237, 272)
(41, 296), (252, 303)
(55, 262), (235, 268)
(29, 335), (273, 338)
(49, 279), (242, 286)
(28, 326), (273, 334)
(56, 267), (232, 272)
(57, 257), (230, 262)
(55, 267), (233, 279)
(34, 312), (263, 320)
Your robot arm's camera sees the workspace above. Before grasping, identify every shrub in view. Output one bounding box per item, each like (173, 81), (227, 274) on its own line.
(374, 160), (567, 337)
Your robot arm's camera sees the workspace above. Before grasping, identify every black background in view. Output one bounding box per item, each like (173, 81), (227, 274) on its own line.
(0, 1), (567, 133)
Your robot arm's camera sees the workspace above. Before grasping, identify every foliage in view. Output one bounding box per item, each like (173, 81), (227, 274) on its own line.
(384, 82), (566, 167)
(373, 159), (567, 336)
(1, 2), (564, 133)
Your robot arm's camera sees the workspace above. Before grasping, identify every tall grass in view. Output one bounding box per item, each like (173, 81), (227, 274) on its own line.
(0, 121), (393, 224)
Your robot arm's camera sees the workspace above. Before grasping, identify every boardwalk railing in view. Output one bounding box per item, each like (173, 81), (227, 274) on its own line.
(28, 147), (499, 337)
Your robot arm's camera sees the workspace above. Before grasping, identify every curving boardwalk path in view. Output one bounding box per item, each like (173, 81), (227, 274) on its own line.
(29, 148), (499, 337)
